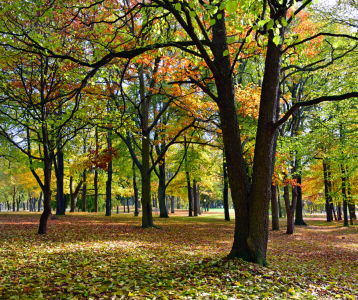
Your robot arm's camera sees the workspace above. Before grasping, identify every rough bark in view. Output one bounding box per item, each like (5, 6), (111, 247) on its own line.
(158, 161), (168, 218)
(323, 160), (332, 222)
(133, 161), (139, 217)
(341, 164), (349, 227)
(82, 170), (87, 212)
(271, 183), (279, 230)
(105, 127), (112, 217)
(284, 184), (297, 235)
(170, 196), (175, 213)
(55, 142), (65, 215)
(38, 192), (42, 212)
(223, 158), (230, 221)
(94, 126), (99, 213)
(70, 176), (83, 212)
(294, 174), (307, 226)
(277, 186), (282, 218)
(193, 179), (198, 217)
(38, 123), (52, 234)
(337, 203), (342, 221)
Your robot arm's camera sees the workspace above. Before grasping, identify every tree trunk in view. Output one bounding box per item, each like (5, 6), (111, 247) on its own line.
(294, 174), (307, 226)
(170, 196), (175, 213)
(212, 8), (286, 264)
(284, 184), (297, 235)
(158, 161), (168, 218)
(105, 127), (112, 217)
(323, 160), (332, 222)
(70, 176), (83, 212)
(271, 183), (279, 230)
(55, 143), (65, 215)
(277, 186), (282, 218)
(337, 203), (342, 221)
(133, 161), (139, 216)
(82, 170), (87, 212)
(12, 186), (16, 212)
(94, 126), (99, 213)
(38, 124), (52, 234)
(193, 179), (198, 217)
(38, 192), (42, 212)
(223, 158), (230, 221)
(341, 164), (349, 226)
(127, 198), (130, 213)
(186, 171), (193, 217)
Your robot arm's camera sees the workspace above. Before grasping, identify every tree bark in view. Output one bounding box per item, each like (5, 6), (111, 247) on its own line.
(294, 174), (307, 225)
(193, 179), (198, 217)
(277, 186), (282, 218)
(70, 176), (83, 212)
(55, 141), (65, 215)
(284, 183), (297, 235)
(186, 171), (193, 217)
(158, 161), (168, 218)
(82, 170), (87, 212)
(133, 161), (139, 216)
(337, 203), (342, 221)
(223, 158), (230, 221)
(12, 186), (16, 212)
(170, 196), (175, 213)
(94, 126), (99, 213)
(38, 192), (42, 212)
(323, 160), (332, 222)
(38, 123), (52, 234)
(105, 126), (112, 217)
(271, 183), (279, 230)
(341, 164), (349, 226)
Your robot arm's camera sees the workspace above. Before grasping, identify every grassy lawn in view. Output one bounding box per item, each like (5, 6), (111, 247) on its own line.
(0, 212), (357, 299)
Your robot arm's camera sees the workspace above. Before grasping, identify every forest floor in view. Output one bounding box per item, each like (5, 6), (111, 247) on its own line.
(0, 211), (357, 300)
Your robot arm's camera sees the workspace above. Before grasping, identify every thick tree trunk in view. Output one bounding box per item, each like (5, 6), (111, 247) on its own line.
(94, 126), (99, 213)
(323, 160), (332, 222)
(158, 162), (168, 218)
(277, 186), (282, 218)
(208, 5), (286, 263)
(38, 192), (42, 212)
(294, 174), (307, 225)
(170, 196), (175, 213)
(12, 186), (16, 212)
(341, 164), (349, 226)
(82, 170), (87, 212)
(105, 160), (112, 216)
(70, 176), (83, 212)
(193, 179), (198, 217)
(105, 128), (112, 217)
(223, 159), (230, 221)
(337, 203), (342, 221)
(186, 171), (193, 217)
(141, 131), (153, 227)
(55, 146), (65, 215)
(284, 184), (297, 235)
(271, 183), (279, 230)
(38, 124), (52, 235)
(133, 161), (139, 216)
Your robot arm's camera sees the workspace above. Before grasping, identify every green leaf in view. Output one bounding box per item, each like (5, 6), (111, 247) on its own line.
(226, 1), (238, 14)
(189, 11), (196, 18)
(282, 18), (287, 27)
(273, 35), (279, 45)
(217, 14), (222, 20)
(223, 49), (229, 56)
(175, 3), (181, 10)
(189, 1), (195, 8)
(209, 19), (216, 26)
(266, 19), (274, 30)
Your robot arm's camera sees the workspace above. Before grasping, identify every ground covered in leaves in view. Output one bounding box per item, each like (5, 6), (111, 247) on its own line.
(0, 211), (357, 299)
